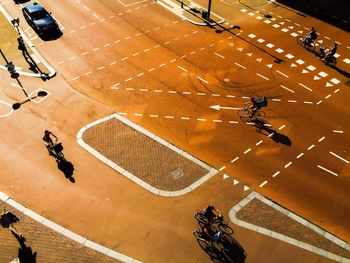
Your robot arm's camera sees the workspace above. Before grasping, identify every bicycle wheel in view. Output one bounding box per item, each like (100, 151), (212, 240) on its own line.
(296, 36), (303, 45)
(195, 212), (208, 224)
(237, 109), (249, 118)
(219, 223), (233, 235)
(254, 110), (265, 118)
(307, 42), (316, 52)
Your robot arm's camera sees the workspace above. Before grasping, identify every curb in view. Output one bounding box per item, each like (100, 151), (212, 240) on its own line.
(229, 191), (350, 263)
(77, 113), (219, 197)
(0, 191), (143, 263)
(0, 4), (56, 79)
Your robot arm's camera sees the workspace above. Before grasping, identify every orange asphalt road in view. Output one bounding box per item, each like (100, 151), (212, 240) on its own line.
(1, 0), (349, 262)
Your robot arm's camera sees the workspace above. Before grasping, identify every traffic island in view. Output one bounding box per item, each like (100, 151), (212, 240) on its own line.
(229, 192), (350, 262)
(0, 5), (55, 79)
(77, 114), (218, 196)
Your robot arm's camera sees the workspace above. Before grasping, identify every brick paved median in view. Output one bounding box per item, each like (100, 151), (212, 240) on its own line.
(82, 118), (210, 191)
(236, 198), (350, 259)
(0, 201), (120, 263)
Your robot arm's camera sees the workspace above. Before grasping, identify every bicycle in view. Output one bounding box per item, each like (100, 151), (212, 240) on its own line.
(316, 46), (337, 66)
(216, 214), (234, 235)
(193, 226), (225, 247)
(45, 141), (65, 162)
(296, 35), (316, 52)
(195, 209), (221, 224)
(237, 102), (265, 120)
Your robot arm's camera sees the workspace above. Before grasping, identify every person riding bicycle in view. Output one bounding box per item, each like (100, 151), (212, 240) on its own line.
(203, 205), (219, 222)
(324, 43), (337, 61)
(304, 27), (317, 46)
(43, 130), (58, 149)
(201, 222), (223, 242)
(249, 96), (267, 118)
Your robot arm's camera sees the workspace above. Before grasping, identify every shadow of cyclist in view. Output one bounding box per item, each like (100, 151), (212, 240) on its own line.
(57, 159), (75, 183)
(12, 231), (37, 263)
(252, 119), (292, 146)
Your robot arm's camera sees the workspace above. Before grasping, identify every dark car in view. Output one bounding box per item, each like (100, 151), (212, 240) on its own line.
(22, 2), (60, 36)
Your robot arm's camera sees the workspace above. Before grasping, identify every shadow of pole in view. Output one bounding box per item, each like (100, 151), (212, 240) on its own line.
(12, 90), (47, 110)
(11, 231), (37, 263)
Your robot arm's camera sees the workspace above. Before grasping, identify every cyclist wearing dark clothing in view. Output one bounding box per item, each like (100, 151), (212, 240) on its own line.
(324, 43), (337, 61)
(203, 205), (219, 222)
(43, 130), (57, 148)
(304, 27), (317, 46)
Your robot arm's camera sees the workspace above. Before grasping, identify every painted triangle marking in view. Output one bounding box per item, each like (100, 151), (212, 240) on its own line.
(317, 40), (323, 44)
(298, 30), (303, 34)
(279, 21), (284, 25)
(243, 185), (250, 191)
(302, 69), (309, 74)
(288, 26), (294, 29)
(326, 82), (333, 87)
(223, 174), (229, 179)
(246, 53), (253, 57)
(314, 76), (320, 80)
(233, 179), (239, 185)
(266, 64), (273, 68)
(237, 48), (243, 52)
(291, 63), (297, 67)
(256, 58), (262, 63)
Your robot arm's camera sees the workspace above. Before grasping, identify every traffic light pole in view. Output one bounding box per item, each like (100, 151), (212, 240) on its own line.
(207, 0), (212, 20)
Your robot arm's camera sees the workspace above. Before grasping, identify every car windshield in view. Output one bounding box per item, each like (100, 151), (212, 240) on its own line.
(31, 10), (49, 20)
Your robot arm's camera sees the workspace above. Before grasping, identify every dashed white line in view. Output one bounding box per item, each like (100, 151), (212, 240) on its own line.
(299, 83), (312, 91)
(243, 148), (251, 154)
(177, 66), (188, 72)
(284, 161), (292, 168)
(308, 144), (315, 150)
(214, 52), (225, 59)
(71, 76), (80, 81)
(125, 78), (133, 82)
(317, 165), (338, 176)
(278, 125), (286, 130)
(231, 157), (239, 163)
(280, 85), (294, 93)
(259, 180), (268, 187)
(256, 140), (263, 146)
(137, 72), (144, 77)
(333, 130), (343, 134)
(197, 76), (208, 84)
(165, 116), (174, 119)
(330, 151), (349, 163)
(296, 153), (304, 159)
(256, 73), (269, 81)
(272, 171), (280, 177)
(318, 136), (325, 142)
(219, 166), (226, 171)
(234, 62), (246, 69)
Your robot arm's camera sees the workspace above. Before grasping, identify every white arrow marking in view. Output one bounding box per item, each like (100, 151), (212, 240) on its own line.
(209, 105), (241, 111)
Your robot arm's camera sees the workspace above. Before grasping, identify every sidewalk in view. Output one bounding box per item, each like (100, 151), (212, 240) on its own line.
(155, 0), (226, 26)
(0, 4), (55, 79)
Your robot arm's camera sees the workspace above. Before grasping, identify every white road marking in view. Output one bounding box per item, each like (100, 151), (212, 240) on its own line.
(137, 72), (144, 77)
(288, 100), (297, 103)
(299, 83), (312, 91)
(272, 171), (280, 177)
(259, 180), (268, 187)
(303, 101), (313, 104)
(317, 165), (338, 176)
(296, 153), (304, 159)
(256, 140), (263, 146)
(330, 152), (349, 163)
(231, 157), (239, 163)
(149, 114), (158, 118)
(125, 77), (133, 82)
(285, 53), (294, 59)
(333, 130), (343, 133)
(243, 148), (251, 154)
(148, 68), (155, 72)
(234, 62), (246, 69)
(181, 117), (190, 120)
(330, 78), (340, 84)
(275, 48), (284, 53)
(132, 52), (139, 56)
(110, 61), (117, 66)
(308, 144), (315, 150)
(276, 70), (289, 78)
(278, 125), (285, 130)
(296, 59), (305, 65)
(219, 166), (226, 171)
(266, 43), (274, 48)
(257, 38), (265, 43)
(214, 52), (225, 59)
(318, 136), (325, 142)
(197, 76), (208, 83)
(97, 66), (105, 70)
(281, 85), (294, 93)
(71, 76), (80, 81)
(177, 66), (188, 72)
(284, 162), (292, 168)
(325, 94), (331, 99)
(248, 34), (256, 38)
(318, 71), (328, 77)
(197, 118), (206, 121)
(257, 73), (269, 80)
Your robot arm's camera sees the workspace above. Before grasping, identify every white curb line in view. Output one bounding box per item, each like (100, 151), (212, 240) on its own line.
(229, 191), (350, 262)
(77, 113), (219, 197)
(0, 191), (142, 263)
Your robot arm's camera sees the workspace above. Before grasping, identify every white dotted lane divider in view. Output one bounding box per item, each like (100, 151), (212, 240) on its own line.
(0, 191), (142, 263)
(77, 113), (218, 196)
(229, 191), (350, 262)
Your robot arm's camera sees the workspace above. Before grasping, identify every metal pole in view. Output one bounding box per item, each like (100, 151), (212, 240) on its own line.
(207, 0), (212, 20)
(0, 49), (9, 64)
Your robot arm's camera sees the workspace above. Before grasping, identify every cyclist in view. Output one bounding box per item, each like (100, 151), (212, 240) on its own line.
(304, 27), (317, 46)
(201, 222), (223, 242)
(248, 96), (267, 118)
(203, 205), (219, 222)
(43, 130), (58, 149)
(324, 43), (337, 61)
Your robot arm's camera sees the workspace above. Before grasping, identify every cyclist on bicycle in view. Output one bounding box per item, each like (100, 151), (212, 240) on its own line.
(201, 222), (223, 242)
(248, 96), (267, 118)
(304, 27), (317, 46)
(43, 130), (58, 149)
(324, 42), (337, 61)
(203, 205), (219, 222)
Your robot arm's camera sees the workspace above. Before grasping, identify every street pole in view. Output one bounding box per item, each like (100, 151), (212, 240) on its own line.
(207, 0), (212, 20)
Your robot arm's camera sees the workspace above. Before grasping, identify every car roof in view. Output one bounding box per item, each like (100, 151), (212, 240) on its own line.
(24, 3), (45, 13)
